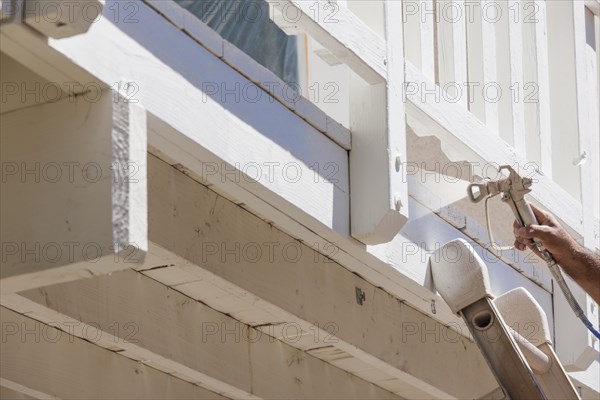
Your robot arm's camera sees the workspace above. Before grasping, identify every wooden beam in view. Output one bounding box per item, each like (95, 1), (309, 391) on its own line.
(128, 154), (498, 399)
(7, 272), (401, 400)
(0, 377), (59, 400)
(0, 51), (69, 114)
(0, 307), (228, 400)
(0, 93), (147, 294)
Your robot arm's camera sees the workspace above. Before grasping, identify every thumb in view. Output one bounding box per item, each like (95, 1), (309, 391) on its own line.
(530, 204), (550, 224)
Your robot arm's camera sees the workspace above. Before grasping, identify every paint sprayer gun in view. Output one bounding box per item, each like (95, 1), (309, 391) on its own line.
(467, 165), (600, 339)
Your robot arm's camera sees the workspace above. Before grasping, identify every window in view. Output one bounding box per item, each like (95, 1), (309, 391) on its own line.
(174, 0), (299, 85)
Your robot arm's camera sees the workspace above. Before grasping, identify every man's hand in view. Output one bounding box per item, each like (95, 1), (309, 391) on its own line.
(513, 204), (600, 304)
(512, 204), (578, 265)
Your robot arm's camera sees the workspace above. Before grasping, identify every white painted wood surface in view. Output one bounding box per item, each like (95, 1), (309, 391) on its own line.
(22, 0), (104, 39)
(545, 0), (583, 202)
(481, 0), (500, 135)
(50, 1), (351, 235)
(533, 0), (553, 178)
(573, 1), (599, 247)
(507, 0), (527, 155)
(143, 0), (351, 150)
(0, 5), (100, 91)
(139, 155), (497, 398)
(404, 62), (594, 238)
(464, 0), (483, 121)
(436, 0), (468, 108)
(265, 0), (386, 84)
(403, 0), (436, 83)
(547, 1), (600, 371)
(3, 0), (599, 395)
(6, 274), (400, 399)
(420, 0), (436, 82)
(348, 0), (409, 244)
(14, 0), (590, 339)
(266, 0), (409, 244)
(0, 306), (227, 400)
(0, 92), (147, 294)
(146, 0), (600, 247)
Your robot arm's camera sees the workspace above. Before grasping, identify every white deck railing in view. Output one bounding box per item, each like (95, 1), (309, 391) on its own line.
(152, 0), (599, 248)
(401, 0), (599, 247)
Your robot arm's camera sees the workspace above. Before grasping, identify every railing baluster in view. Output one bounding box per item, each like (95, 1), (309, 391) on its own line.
(436, 0), (468, 108)
(521, 0), (547, 174)
(507, 0), (527, 156)
(494, 0), (518, 147)
(572, 2), (598, 248)
(533, 0), (553, 178)
(482, 0), (499, 134)
(545, 0), (582, 202)
(404, 0), (436, 82)
(465, 0), (499, 134)
(420, 0), (436, 82)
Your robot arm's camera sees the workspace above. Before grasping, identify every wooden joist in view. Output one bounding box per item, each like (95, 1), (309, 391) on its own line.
(136, 154), (497, 399)
(4, 275), (401, 400)
(0, 306), (227, 400)
(0, 93), (147, 294)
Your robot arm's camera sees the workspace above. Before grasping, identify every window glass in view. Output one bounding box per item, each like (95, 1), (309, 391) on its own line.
(174, 0), (299, 85)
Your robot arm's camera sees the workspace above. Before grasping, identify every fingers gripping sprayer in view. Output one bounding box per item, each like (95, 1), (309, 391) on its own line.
(467, 165), (600, 340)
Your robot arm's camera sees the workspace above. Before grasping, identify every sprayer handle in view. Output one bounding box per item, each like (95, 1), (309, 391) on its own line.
(513, 198), (539, 227)
(513, 198), (551, 255)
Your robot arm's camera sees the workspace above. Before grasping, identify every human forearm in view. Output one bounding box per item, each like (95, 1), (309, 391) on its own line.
(559, 244), (600, 305)
(514, 204), (600, 304)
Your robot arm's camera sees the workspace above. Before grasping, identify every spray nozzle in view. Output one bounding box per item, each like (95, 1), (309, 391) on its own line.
(467, 165), (532, 204)
(466, 165), (535, 251)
